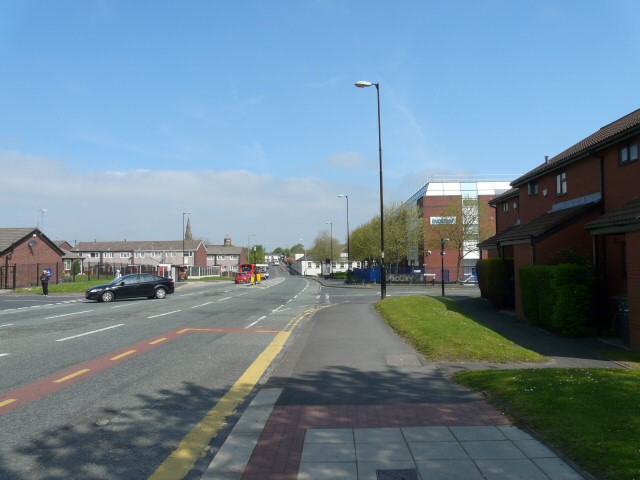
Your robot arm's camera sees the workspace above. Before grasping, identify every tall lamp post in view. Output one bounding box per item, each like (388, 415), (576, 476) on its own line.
(247, 234), (256, 263)
(338, 194), (350, 280)
(326, 221), (333, 278)
(355, 80), (386, 299)
(440, 238), (449, 296)
(40, 209), (47, 232)
(182, 211), (190, 271)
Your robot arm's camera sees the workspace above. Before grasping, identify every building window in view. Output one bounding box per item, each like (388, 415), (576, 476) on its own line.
(230, 255), (238, 260)
(120, 252), (131, 258)
(527, 180), (538, 196)
(502, 202), (509, 213)
(556, 171), (567, 195)
(620, 142), (639, 165)
(219, 255), (226, 260)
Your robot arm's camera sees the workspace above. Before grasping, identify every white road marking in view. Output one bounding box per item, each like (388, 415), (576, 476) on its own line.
(0, 324), (13, 328)
(56, 324), (125, 342)
(148, 310), (181, 319)
(246, 315), (266, 328)
(0, 353), (9, 357)
(45, 310), (93, 320)
(218, 297), (232, 302)
(191, 302), (213, 309)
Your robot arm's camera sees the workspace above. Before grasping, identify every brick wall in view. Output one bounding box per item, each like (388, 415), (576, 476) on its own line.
(6, 236), (63, 287)
(626, 232), (640, 349)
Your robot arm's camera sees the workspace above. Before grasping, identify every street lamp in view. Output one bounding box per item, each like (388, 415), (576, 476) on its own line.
(326, 221), (333, 278)
(338, 194), (350, 281)
(247, 234), (256, 263)
(440, 238), (449, 296)
(40, 209), (47, 232)
(355, 80), (386, 299)
(182, 211), (190, 269)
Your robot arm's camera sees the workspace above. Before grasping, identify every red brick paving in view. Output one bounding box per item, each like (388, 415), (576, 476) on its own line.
(242, 401), (510, 480)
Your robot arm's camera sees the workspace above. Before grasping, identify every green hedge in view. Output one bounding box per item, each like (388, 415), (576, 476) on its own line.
(520, 263), (594, 336)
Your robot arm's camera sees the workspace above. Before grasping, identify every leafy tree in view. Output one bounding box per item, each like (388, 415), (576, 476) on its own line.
(310, 230), (342, 263)
(385, 202), (424, 273)
(290, 243), (305, 255)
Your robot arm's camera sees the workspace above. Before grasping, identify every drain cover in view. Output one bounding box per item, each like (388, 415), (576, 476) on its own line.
(376, 469), (419, 480)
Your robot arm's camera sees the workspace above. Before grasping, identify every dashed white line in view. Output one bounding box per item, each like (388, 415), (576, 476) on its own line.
(148, 310), (181, 319)
(246, 316), (267, 328)
(218, 297), (232, 302)
(56, 324), (125, 342)
(0, 324), (13, 328)
(45, 310), (93, 320)
(191, 302), (213, 309)
(0, 353), (9, 357)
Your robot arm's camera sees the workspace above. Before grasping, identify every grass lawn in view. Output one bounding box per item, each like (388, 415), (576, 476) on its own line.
(375, 295), (545, 363)
(375, 295), (640, 480)
(14, 276), (231, 294)
(455, 368), (640, 480)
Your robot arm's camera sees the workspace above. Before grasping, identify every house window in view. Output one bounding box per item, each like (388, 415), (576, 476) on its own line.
(90, 252), (99, 258)
(219, 255), (226, 260)
(556, 171), (567, 195)
(502, 202), (509, 213)
(620, 142), (638, 165)
(230, 255), (238, 260)
(527, 180), (538, 196)
(120, 252), (131, 258)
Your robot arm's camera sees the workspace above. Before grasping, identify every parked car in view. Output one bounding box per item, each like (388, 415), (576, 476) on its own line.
(235, 271), (253, 284)
(85, 274), (175, 302)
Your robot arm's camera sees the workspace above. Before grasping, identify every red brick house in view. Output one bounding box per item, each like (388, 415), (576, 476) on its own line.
(483, 108), (640, 349)
(0, 228), (65, 288)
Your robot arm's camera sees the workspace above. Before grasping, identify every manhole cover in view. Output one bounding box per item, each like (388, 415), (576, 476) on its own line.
(376, 469), (419, 480)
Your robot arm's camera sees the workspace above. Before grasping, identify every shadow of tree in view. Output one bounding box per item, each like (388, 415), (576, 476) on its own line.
(443, 296), (622, 363)
(0, 381), (248, 480)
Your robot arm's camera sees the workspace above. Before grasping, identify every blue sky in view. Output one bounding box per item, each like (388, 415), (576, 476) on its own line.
(2, 0), (640, 250)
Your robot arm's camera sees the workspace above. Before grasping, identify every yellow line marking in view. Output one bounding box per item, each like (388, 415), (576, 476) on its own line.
(110, 350), (137, 361)
(53, 369), (91, 383)
(176, 328), (190, 334)
(0, 399), (17, 408)
(149, 330), (291, 480)
(149, 338), (168, 345)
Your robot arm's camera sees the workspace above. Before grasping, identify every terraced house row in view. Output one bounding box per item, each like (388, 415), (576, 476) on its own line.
(480, 107), (640, 350)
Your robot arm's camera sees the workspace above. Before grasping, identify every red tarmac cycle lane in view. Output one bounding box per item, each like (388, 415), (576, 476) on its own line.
(0, 326), (281, 415)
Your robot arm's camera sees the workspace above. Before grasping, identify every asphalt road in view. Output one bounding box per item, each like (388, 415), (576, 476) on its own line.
(0, 265), (321, 480)
(0, 268), (480, 480)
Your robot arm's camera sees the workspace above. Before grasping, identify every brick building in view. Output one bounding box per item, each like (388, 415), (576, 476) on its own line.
(0, 228), (65, 288)
(406, 176), (513, 282)
(482, 108), (640, 350)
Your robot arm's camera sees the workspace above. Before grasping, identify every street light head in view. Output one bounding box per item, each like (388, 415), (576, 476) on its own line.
(355, 80), (372, 88)
(338, 194), (348, 198)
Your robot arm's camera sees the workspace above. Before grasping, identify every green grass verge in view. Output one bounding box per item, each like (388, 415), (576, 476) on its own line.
(455, 368), (640, 480)
(15, 276), (231, 294)
(374, 295), (545, 363)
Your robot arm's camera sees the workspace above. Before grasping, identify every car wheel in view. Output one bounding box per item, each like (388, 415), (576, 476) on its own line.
(155, 288), (167, 299)
(101, 291), (114, 303)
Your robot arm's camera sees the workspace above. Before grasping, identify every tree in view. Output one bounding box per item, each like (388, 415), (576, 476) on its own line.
(384, 202), (424, 273)
(425, 196), (492, 281)
(310, 230), (341, 264)
(290, 243), (305, 255)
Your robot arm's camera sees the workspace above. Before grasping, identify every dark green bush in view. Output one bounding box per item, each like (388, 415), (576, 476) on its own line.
(520, 263), (594, 336)
(476, 258), (514, 309)
(550, 264), (594, 336)
(520, 265), (554, 327)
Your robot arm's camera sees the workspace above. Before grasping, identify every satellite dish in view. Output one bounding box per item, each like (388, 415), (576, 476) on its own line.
(28, 240), (38, 247)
